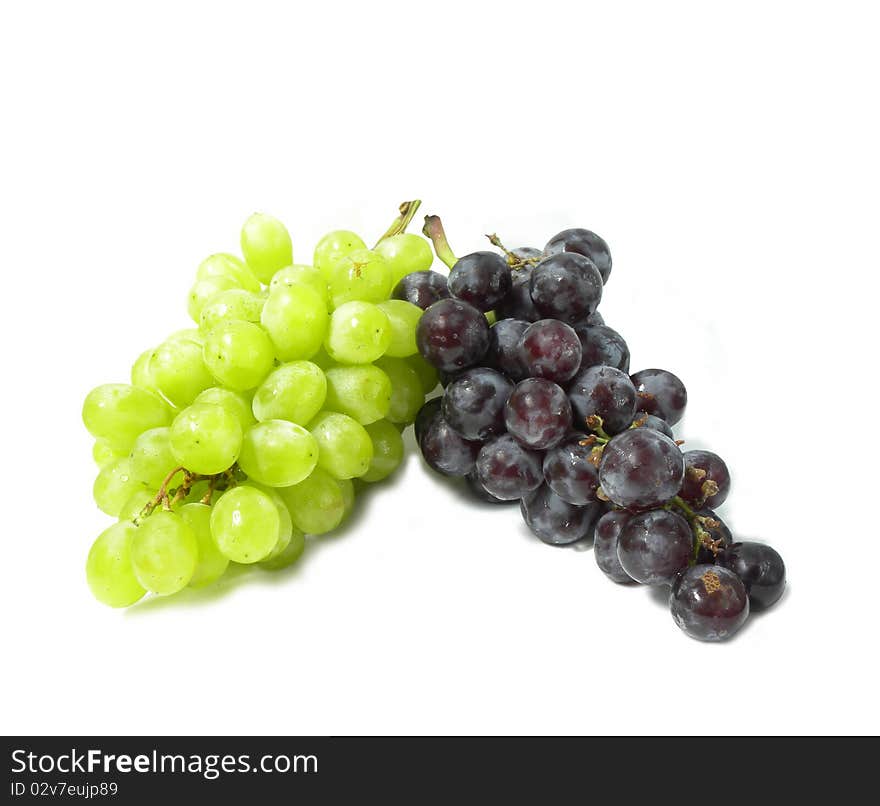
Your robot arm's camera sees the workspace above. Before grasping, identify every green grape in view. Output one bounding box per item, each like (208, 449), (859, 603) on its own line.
(323, 365), (392, 425)
(130, 348), (160, 393)
(374, 357), (425, 424)
(337, 477), (355, 517)
(196, 252), (261, 293)
(485, 310), (497, 326)
(210, 485), (280, 563)
(361, 419), (405, 482)
(327, 248), (392, 308)
(240, 212), (293, 283)
(270, 264), (328, 302)
(178, 502), (229, 588)
(243, 482), (294, 561)
(93, 438), (123, 468)
(93, 458), (150, 517)
(309, 411), (373, 479)
(377, 299), (422, 357)
(188, 275), (240, 323)
(86, 522), (146, 608)
(278, 466), (346, 535)
(130, 510), (198, 595)
(129, 426), (183, 488)
(192, 387), (255, 432)
(375, 233), (434, 285)
(82, 384), (173, 453)
(252, 361), (327, 425)
(166, 328), (204, 345)
(313, 230), (367, 279)
(237, 420), (318, 487)
(199, 289), (265, 333)
(169, 403), (242, 475)
(147, 337), (215, 409)
(309, 347), (335, 370)
(324, 301), (391, 364)
(259, 529), (306, 570)
(260, 284), (328, 361)
(406, 353), (439, 395)
(118, 488), (156, 522)
(202, 320), (275, 390)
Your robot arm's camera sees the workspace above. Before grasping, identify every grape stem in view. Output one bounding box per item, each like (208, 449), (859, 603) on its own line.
(375, 200), (422, 246)
(668, 496), (724, 563)
(133, 465), (239, 525)
(422, 214), (458, 269)
(485, 233), (543, 270)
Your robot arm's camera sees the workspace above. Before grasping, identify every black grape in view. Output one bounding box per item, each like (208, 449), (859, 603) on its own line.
(447, 251), (512, 312)
(392, 271), (451, 310)
(518, 319), (582, 384)
(413, 397), (442, 444)
(520, 484), (603, 546)
(416, 298), (490, 372)
(598, 428), (684, 509)
(568, 365), (637, 435)
(529, 253), (602, 324)
(544, 228), (612, 284)
(475, 434), (544, 501)
(594, 510), (635, 583)
(617, 509), (693, 584)
(542, 434), (601, 505)
(679, 450), (731, 509)
(631, 368), (687, 425)
(629, 413), (674, 438)
(574, 324), (630, 373)
(442, 368), (513, 441)
(464, 470), (512, 505)
(419, 414), (481, 476)
(670, 564), (749, 641)
(718, 541), (786, 611)
(485, 319), (530, 380)
(505, 378), (572, 450)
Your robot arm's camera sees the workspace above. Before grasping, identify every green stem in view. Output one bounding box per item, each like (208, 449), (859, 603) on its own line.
(375, 200), (422, 246)
(422, 214), (458, 269)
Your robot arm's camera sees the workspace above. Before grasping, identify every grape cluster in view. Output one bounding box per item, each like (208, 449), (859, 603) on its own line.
(413, 224), (786, 642)
(83, 203), (438, 607)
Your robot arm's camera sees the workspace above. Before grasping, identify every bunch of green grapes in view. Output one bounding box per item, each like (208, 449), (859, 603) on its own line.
(83, 204), (439, 607)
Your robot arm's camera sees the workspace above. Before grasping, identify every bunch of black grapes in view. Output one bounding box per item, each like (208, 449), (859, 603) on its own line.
(395, 227), (785, 642)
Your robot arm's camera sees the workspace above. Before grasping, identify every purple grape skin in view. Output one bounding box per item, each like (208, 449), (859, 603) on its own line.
(495, 260), (541, 322)
(516, 319), (582, 384)
(629, 413), (674, 438)
(520, 484), (603, 546)
(573, 324), (630, 373)
(670, 565), (749, 641)
(465, 469), (513, 504)
(542, 434), (601, 505)
(441, 368), (513, 441)
(585, 311), (605, 327)
(695, 508), (733, 564)
(598, 428), (685, 509)
(509, 246), (543, 262)
(594, 510), (635, 583)
(413, 397), (442, 444)
(485, 319), (530, 380)
(504, 378), (572, 450)
(718, 541), (786, 611)
(544, 228), (612, 284)
(447, 252), (512, 312)
(392, 271), (451, 310)
(568, 365), (637, 436)
(529, 253), (603, 325)
(416, 298), (490, 373)
(617, 509), (693, 585)
(679, 450), (731, 509)
(419, 414), (481, 477)
(631, 368), (687, 425)
(475, 434), (544, 501)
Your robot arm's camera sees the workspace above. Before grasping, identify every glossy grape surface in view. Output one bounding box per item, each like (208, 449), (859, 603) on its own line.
(485, 319), (530, 381)
(617, 509), (693, 585)
(442, 368), (513, 441)
(593, 510), (634, 583)
(392, 271), (451, 310)
(518, 319), (582, 384)
(464, 470), (512, 504)
(475, 434), (544, 501)
(542, 434), (601, 505)
(630, 413), (674, 438)
(598, 428), (684, 509)
(631, 368), (687, 425)
(529, 253), (602, 324)
(505, 379), (572, 450)
(574, 324), (630, 373)
(718, 541), (786, 611)
(419, 413), (481, 476)
(447, 252), (512, 312)
(416, 298), (490, 372)
(568, 365), (637, 435)
(413, 397), (442, 444)
(544, 228), (612, 284)
(495, 263), (541, 322)
(520, 485), (602, 545)
(679, 450), (731, 509)
(670, 564), (749, 641)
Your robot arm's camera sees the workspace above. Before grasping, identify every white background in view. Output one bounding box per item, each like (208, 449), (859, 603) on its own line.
(1, 1), (878, 736)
